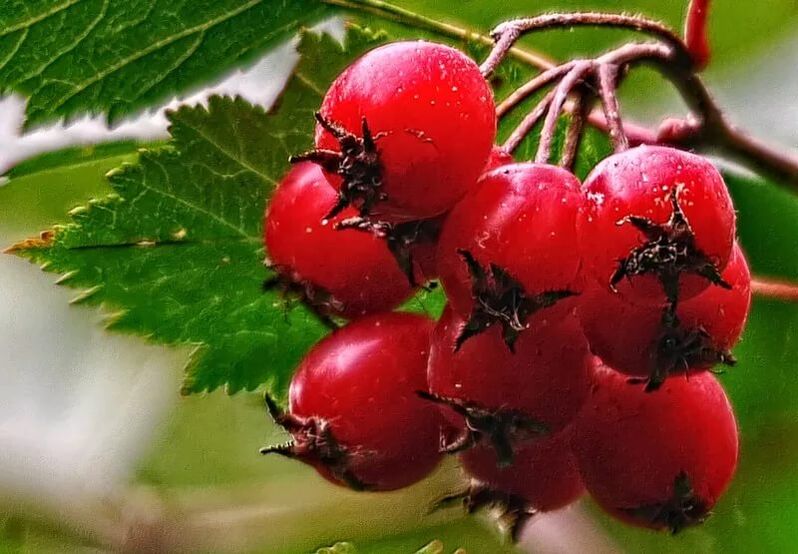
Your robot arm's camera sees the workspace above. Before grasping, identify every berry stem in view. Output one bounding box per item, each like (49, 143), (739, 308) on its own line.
(597, 63), (628, 152)
(684, 0), (712, 70)
(501, 89), (555, 154)
(561, 89), (592, 169)
(751, 277), (798, 302)
(536, 61), (593, 165)
(480, 12), (692, 78)
(496, 62), (576, 118)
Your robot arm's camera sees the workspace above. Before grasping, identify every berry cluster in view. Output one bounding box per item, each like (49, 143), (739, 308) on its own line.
(262, 35), (750, 538)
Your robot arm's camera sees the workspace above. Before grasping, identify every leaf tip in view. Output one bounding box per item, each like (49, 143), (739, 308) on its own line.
(4, 230), (56, 254)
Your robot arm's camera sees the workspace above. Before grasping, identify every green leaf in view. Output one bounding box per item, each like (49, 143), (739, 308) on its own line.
(10, 27), (389, 396)
(0, 0), (332, 128)
(3, 140), (153, 179)
(0, 140), (142, 241)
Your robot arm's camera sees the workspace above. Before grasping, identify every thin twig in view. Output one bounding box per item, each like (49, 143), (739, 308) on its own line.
(502, 90), (556, 154)
(561, 89), (592, 169)
(597, 63), (628, 151)
(752, 277), (798, 302)
(536, 61), (593, 164)
(496, 62), (576, 118)
(684, 0), (712, 70)
(482, 12), (691, 77)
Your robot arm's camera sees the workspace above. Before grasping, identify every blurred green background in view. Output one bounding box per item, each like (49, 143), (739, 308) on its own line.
(1, 1), (797, 552)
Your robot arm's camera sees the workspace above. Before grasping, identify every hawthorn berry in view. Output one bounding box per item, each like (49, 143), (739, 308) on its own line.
(438, 427), (583, 541)
(297, 41), (496, 221)
(572, 360), (739, 533)
(577, 242), (751, 389)
(436, 163), (584, 348)
(578, 145), (736, 305)
(264, 162), (413, 319)
(263, 312), (442, 491)
(425, 307), (592, 464)
(460, 427), (584, 512)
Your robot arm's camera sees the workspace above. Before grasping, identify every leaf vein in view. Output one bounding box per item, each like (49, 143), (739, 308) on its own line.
(0, 0), (83, 38)
(40, 0), (265, 117)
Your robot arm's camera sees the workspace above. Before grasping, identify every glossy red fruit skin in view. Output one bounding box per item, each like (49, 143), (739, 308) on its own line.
(437, 163), (585, 319)
(265, 162), (412, 318)
(460, 428), (585, 512)
(578, 242), (751, 377)
(427, 306), (592, 435)
(317, 41), (496, 220)
(572, 360), (738, 531)
(290, 313), (442, 491)
(579, 145), (736, 305)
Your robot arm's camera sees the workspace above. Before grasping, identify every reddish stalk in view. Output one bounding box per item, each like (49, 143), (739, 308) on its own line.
(684, 0), (712, 70)
(597, 63), (628, 152)
(496, 62), (576, 118)
(481, 12), (692, 78)
(561, 91), (592, 169)
(751, 278), (798, 303)
(536, 61), (594, 164)
(502, 90), (556, 155)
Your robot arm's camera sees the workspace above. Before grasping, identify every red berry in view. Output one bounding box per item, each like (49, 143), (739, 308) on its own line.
(436, 163), (584, 346)
(579, 145), (736, 305)
(572, 360), (738, 532)
(265, 312), (442, 491)
(425, 307), (592, 462)
(577, 242), (751, 388)
(460, 427), (584, 513)
(312, 41), (496, 220)
(264, 162), (413, 318)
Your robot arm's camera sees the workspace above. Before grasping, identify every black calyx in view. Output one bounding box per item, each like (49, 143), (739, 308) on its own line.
(335, 216), (442, 288)
(457, 249), (575, 351)
(620, 472), (710, 534)
(262, 262), (340, 330)
(433, 482), (537, 543)
(630, 306), (735, 392)
(417, 391), (547, 467)
(290, 112), (386, 220)
(260, 394), (371, 491)
(611, 187), (730, 305)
